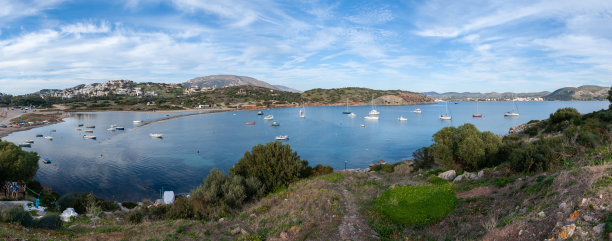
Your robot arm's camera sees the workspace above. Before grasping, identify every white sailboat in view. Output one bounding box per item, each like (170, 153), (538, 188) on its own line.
(398, 116), (408, 121)
(439, 102), (451, 120)
(369, 96), (379, 115)
(504, 96), (519, 116)
(364, 115), (379, 120)
(299, 103), (305, 118)
(412, 108), (422, 113)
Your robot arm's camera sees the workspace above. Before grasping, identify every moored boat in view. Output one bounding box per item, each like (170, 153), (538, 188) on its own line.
(263, 115), (274, 120)
(42, 158), (51, 164)
(36, 134), (43, 137)
(44, 136), (53, 140)
(86, 125), (95, 128)
(257, 111), (263, 115)
(473, 101), (482, 118)
(412, 108), (422, 113)
(19, 143), (32, 148)
(133, 120), (142, 124)
(275, 135), (289, 140)
(149, 133), (163, 138)
(25, 140), (34, 143)
(348, 113), (356, 117)
(115, 127), (125, 130)
(360, 124), (366, 127)
(83, 135), (96, 139)
(343, 98), (352, 114)
(439, 102), (451, 120)
(364, 115), (379, 120)
(271, 121), (280, 126)
(245, 122), (256, 125)
(398, 116), (408, 121)
(84, 130), (94, 133)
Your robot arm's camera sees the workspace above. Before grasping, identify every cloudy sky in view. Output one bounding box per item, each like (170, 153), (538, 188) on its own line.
(1, 0), (611, 94)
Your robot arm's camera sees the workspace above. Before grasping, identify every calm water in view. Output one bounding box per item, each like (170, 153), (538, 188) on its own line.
(3, 101), (608, 201)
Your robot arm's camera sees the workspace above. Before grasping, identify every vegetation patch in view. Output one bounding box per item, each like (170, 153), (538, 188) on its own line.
(373, 184), (457, 227)
(317, 173), (344, 183)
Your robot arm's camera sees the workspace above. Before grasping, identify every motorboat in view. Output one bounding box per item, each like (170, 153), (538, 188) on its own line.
(50, 129), (56, 132)
(271, 121), (280, 126)
(86, 125), (95, 128)
(83, 135), (97, 139)
(115, 127), (125, 130)
(44, 136), (53, 140)
(25, 140), (34, 143)
(245, 122), (256, 125)
(257, 111), (263, 115)
(364, 115), (379, 120)
(149, 133), (163, 138)
(76, 128), (82, 131)
(84, 130), (94, 133)
(360, 124), (366, 127)
(398, 116), (408, 121)
(275, 135), (289, 140)
(412, 108), (422, 113)
(42, 158), (51, 164)
(36, 134), (43, 137)
(263, 115), (274, 120)
(107, 127), (115, 131)
(133, 120), (142, 124)
(77, 124), (84, 127)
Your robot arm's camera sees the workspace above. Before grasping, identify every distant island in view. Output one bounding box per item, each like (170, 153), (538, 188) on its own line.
(425, 85), (609, 101)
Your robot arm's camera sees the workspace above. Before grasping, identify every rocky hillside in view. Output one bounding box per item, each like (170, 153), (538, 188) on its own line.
(545, 85), (609, 100)
(302, 87), (434, 105)
(425, 91), (550, 101)
(183, 75), (297, 92)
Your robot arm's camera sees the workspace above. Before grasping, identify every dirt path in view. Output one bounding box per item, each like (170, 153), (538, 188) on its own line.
(337, 173), (379, 241)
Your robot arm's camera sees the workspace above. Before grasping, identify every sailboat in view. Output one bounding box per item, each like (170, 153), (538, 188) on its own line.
(299, 103), (305, 118)
(439, 102), (451, 120)
(342, 98), (352, 114)
(398, 116), (408, 121)
(504, 96), (519, 117)
(412, 108), (422, 113)
(472, 101), (482, 118)
(369, 96), (379, 115)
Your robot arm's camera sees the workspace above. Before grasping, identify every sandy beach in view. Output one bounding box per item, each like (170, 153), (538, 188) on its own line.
(0, 108), (67, 138)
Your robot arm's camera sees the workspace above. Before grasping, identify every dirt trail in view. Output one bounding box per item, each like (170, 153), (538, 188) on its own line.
(337, 173), (379, 241)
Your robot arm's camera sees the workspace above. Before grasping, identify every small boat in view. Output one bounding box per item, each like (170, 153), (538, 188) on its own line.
(342, 98), (352, 114)
(44, 136), (53, 140)
(275, 135), (289, 140)
(257, 111), (263, 115)
(360, 124), (366, 127)
(19, 143), (31, 148)
(42, 158), (51, 164)
(76, 128), (82, 131)
(369, 96), (380, 115)
(50, 129), (56, 132)
(78, 124), (84, 127)
(149, 133), (163, 138)
(245, 122), (256, 125)
(504, 95), (520, 117)
(398, 116), (408, 121)
(348, 113), (356, 117)
(271, 121), (280, 126)
(299, 103), (305, 118)
(86, 125), (95, 128)
(115, 127), (125, 130)
(83, 135), (96, 139)
(364, 115), (379, 120)
(84, 130), (94, 133)
(107, 127), (116, 131)
(263, 115), (274, 120)
(439, 102), (451, 120)
(133, 120), (142, 124)
(25, 140), (34, 143)
(473, 101), (482, 118)
(36, 134), (43, 137)
(412, 108), (422, 113)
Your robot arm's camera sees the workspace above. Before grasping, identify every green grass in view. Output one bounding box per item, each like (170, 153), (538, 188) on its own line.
(604, 212), (612, 239)
(317, 173), (345, 183)
(373, 184), (457, 227)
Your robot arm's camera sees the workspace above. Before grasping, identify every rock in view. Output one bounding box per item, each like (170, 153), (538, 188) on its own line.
(568, 210), (580, 221)
(438, 170), (456, 181)
(594, 223), (605, 234)
(582, 215), (595, 222)
(453, 174), (464, 182)
(538, 211), (546, 218)
(280, 231), (288, 240)
(559, 202), (568, 210)
(579, 198), (587, 206)
(60, 208), (78, 222)
(218, 217), (225, 222)
(553, 224), (576, 240)
(519, 229), (524, 236)
(230, 227), (242, 235)
(576, 227), (588, 237)
(477, 170), (484, 179)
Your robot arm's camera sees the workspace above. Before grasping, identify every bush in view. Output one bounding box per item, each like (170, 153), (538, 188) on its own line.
(500, 137), (563, 173)
(56, 193), (119, 214)
(373, 184), (456, 226)
(36, 213), (62, 229)
(412, 147), (435, 170)
(121, 201), (138, 209)
(550, 108), (581, 124)
(230, 142), (309, 194)
(1, 206), (34, 227)
(430, 124), (501, 171)
(0, 141), (40, 184)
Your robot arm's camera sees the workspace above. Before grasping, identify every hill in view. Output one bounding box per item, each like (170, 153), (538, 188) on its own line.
(425, 91), (550, 101)
(183, 75), (296, 92)
(544, 85), (609, 100)
(302, 87), (434, 105)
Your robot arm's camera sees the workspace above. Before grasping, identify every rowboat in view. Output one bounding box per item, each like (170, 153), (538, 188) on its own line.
(246, 122), (256, 125)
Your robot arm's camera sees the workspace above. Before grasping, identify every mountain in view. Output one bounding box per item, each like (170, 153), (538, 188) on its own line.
(272, 85), (302, 93)
(302, 87), (434, 105)
(183, 75), (287, 91)
(544, 85), (609, 100)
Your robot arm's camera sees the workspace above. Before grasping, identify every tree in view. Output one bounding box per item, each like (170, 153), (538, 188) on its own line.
(608, 86), (612, 108)
(0, 141), (39, 184)
(430, 123), (501, 171)
(230, 142), (308, 193)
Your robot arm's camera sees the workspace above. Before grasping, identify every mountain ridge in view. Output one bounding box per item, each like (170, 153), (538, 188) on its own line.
(183, 75), (300, 93)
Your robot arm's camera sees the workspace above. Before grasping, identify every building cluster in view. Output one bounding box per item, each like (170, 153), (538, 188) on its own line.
(41, 80), (165, 98)
(182, 86), (214, 95)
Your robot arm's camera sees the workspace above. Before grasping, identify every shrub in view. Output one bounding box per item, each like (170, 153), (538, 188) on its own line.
(393, 163), (413, 175)
(1, 206), (34, 227)
(550, 108), (581, 124)
(122, 201), (138, 209)
(430, 124), (501, 171)
(412, 147), (435, 170)
(36, 213), (62, 229)
(0, 140), (40, 184)
(230, 142), (309, 193)
(427, 176), (448, 185)
(373, 184), (456, 226)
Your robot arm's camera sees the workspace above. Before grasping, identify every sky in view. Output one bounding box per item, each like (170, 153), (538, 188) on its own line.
(0, 0), (611, 95)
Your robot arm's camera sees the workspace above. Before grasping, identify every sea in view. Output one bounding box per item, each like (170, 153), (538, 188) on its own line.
(3, 101), (608, 201)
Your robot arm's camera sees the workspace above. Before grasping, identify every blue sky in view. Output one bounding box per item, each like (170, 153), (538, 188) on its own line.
(1, 0), (611, 94)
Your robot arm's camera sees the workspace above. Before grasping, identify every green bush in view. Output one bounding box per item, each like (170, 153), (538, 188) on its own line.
(550, 108), (581, 124)
(36, 213), (62, 229)
(427, 176), (448, 185)
(0, 141), (40, 184)
(230, 142), (309, 194)
(121, 202), (138, 209)
(430, 124), (501, 171)
(1, 206), (34, 227)
(412, 147), (435, 170)
(373, 185), (456, 226)
(56, 192), (118, 214)
(604, 211), (612, 239)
